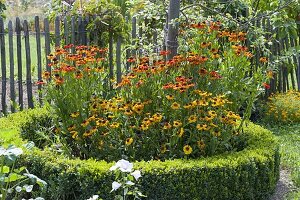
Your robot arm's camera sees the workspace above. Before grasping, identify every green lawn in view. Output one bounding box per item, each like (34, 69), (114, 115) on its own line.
(0, 34), (50, 80)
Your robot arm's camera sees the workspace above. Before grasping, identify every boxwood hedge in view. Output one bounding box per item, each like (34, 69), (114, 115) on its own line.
(18, 121), (280, 200)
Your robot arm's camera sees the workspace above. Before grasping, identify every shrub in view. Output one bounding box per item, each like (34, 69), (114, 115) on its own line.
(20, 114), (54, 149)
(19, 122), (280, 200)
(264, 90), (300, 124)
(40, 20), (272, 161)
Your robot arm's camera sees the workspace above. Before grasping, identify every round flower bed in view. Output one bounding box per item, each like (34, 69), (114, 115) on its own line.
(19, 122), (279, 200)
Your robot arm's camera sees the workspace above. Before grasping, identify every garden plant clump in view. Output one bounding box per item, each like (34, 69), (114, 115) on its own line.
(264, 90), (300, 124)
(40, 19), (273, 162)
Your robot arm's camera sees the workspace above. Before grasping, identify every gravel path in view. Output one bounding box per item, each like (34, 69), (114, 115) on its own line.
(270, 168), (297, 200)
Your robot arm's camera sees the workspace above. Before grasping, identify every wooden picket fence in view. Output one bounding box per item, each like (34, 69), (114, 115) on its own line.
(0, 15), (299, 115)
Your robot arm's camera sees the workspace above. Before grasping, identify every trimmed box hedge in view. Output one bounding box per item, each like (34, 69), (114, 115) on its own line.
(18, 121), (280, 200)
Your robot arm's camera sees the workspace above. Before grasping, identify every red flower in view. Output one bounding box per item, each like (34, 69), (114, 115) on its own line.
(36, 80), (46, 85)
(263, 82), (270, 89)
(159, 50), (170, 56)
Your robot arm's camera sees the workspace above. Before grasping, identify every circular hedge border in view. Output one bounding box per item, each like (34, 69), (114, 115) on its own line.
(18, 118), (280, 200)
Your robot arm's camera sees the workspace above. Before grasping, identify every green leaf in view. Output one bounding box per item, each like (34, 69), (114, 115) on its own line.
(2, 166), (10, 174)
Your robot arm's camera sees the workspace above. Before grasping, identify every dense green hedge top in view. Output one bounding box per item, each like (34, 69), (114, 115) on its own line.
(23, 120), (278, 172)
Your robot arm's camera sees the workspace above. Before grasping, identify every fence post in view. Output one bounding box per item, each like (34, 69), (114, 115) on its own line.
(8, 20), (16, 113)
(44, 18), (51, 73)
(35, 16), (43, 105)
(71, 16), (75, 51)
(109, 30), (114, 89)
(16, 17), (23, 110)
(0, 17), (7, 114)
(24, 20), (34, 109)
(64, 17), (69, 45)
(116, 36), (122, 83)
(55, 16), (61, 47)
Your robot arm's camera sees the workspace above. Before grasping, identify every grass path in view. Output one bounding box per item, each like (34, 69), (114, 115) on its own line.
(263, 123), (300, 199)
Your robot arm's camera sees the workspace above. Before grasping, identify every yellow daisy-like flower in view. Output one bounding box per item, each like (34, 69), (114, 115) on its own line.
(212, 130), (221, 137)
(125, 138), (134, 145)
(197, 140), (206, 150)
(171, 102), (180, 110)
(70, 112), (80, 118)
(196, 124), (209, 131)
(153, 113), (163, 122)
(178, 128), (184, 137)
(163, 122), (172, 130)
(81, 120), (89, 127)
(160, 144), (167, 154)
(70, 131), (78, 139)
(141, 124), (149, 131)
(173, 120), (182, 127)
(188, 115), (197, 123)
(67, 124), (76, 131)
(110, 122), (120, 128)
(183, 145), (193, 155)
(166, 95), (174, 100)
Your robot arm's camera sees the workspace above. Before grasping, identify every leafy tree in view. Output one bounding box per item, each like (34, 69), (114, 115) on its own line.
(0, 0), (6, 18)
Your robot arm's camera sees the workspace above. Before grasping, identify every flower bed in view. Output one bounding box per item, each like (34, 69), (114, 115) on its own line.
(19, 122), (279, 200)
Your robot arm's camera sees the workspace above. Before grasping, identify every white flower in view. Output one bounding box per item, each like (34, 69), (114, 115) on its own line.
(126, 181), (135, 186)
(111, 181), (122, 192)
(131, 170), (142, 181)
(16, 186), (22, 192)
(23, 184), (34, 192)
(109, 159), (133, 173)
(86, 195), (99, 200)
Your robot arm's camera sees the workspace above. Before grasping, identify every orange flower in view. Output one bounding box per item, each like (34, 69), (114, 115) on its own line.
(259, 57), (268, 63)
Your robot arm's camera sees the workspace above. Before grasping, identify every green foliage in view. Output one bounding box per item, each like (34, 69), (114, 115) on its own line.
(20, 114), (55, 149)
(0, 145), (47, 200)
(47, 0), (128, 45)
(18, 122), (280, 200)
(0, 0), (6, 18)
(0, 108), (50, 147)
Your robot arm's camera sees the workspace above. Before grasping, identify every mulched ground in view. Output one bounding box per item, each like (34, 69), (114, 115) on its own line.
(0, 78), (39, 114)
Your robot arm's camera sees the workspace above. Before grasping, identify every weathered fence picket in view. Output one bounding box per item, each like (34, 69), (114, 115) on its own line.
(24, 20), (34, 109)
(8, 21), (15, 113)
(0, 17), (7, 114)
(16, 17), (23, 111)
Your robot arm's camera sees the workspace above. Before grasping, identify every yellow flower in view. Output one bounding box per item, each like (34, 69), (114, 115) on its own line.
(110, 122), (120, 128)
(81, 120), (89, 127)
(188, 115), (197, 123)
(178, 128), (184, 137)
(197, 140), (205, 150)
(173, 120), (182, 127)
(153, 113), (163, 122)
(67, 124), (76, 131)
(204, 115), (214, 121)
(163, 122), (172, 130)
(125, 138), (134, 145)
(196, 124), (209, 131)
(160, 144), (167, 154)
(171, 102), (180, 110)
(70, 131), (78, 139)
(183, 145), (193, 155)
(132, 103), (144, 114)
(212, 130), (221, 137)
(166, 95), (174, 100)
(70, 112), (80, 118)
(141, 124), (149, 131)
